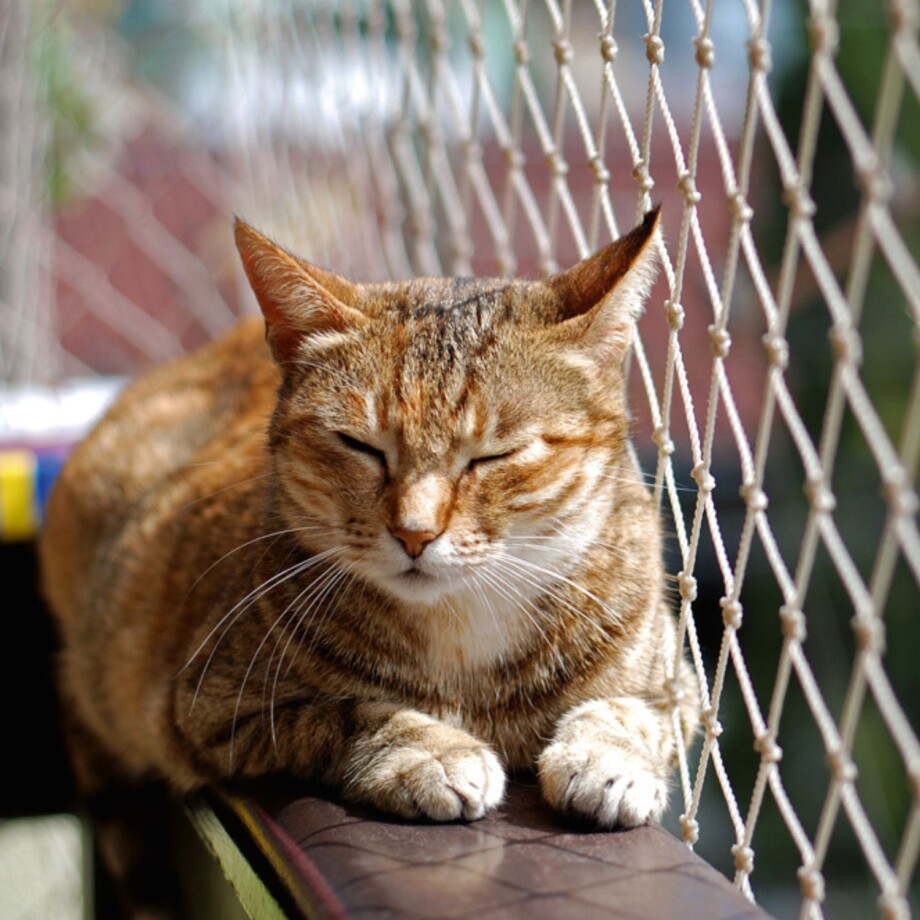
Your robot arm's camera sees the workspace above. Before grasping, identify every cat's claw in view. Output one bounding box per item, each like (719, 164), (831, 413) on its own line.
(539, 742), (667, 828)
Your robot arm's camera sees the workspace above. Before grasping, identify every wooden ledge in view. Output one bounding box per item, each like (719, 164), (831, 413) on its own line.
(189, 779), (772, 920)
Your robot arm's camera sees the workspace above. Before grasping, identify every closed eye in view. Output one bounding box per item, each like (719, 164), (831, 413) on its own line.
(466, 448), (519, 472)
(336, 432), (388, 467)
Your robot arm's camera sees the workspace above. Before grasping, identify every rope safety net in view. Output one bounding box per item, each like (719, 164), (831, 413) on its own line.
(2, 1), (919, 917)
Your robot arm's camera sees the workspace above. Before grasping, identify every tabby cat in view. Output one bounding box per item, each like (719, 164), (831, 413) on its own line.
(41, 209), (697, 855)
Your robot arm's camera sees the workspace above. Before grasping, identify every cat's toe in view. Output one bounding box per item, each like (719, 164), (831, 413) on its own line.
(597, 770), (666, 827)
(413, 747), (505, 821)
(448, 748), (505, 820)
(539, 742), (667, 828)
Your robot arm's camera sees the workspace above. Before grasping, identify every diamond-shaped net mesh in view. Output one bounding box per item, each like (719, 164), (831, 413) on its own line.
(2, 1), (919, 916)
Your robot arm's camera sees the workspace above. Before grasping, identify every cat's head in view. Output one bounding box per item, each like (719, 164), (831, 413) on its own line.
(235, 213), (659, 610)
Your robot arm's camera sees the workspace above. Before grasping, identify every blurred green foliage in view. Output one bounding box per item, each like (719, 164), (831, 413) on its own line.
(37, 18), (100, 208)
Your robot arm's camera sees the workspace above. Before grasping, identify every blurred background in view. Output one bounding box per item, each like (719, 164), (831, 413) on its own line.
(0, 0), (918, 917)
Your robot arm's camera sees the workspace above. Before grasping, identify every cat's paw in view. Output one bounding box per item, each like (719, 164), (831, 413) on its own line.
(345, 712), (506, 821)
(538, 740), (667, 828)
(538, 699), (672, 828)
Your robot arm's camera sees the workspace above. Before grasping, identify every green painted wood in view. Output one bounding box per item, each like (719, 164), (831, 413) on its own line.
(185, 799), (289, 920)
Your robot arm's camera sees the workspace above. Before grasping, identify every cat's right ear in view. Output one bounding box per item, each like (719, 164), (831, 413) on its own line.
(234, 219), (366, 364)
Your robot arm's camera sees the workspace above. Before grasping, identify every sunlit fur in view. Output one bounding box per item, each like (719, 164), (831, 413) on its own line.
(41, 211), (698, 840)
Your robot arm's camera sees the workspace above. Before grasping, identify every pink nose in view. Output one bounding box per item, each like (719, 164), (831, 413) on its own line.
(389, 526), (440, 559)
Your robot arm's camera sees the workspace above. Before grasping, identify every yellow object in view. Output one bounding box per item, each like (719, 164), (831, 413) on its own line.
(0, 450), (38, 541)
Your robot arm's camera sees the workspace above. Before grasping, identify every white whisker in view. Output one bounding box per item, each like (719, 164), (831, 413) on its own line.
(228, 547), (347, 764)
(186, 523), (333, 596)
(185, 547), (341, 713)
(267, 562), (352, 744)
(492, 552), (619, 644)
(474, 565), (551, 648)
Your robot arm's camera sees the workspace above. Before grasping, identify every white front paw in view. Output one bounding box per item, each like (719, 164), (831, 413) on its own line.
(538, 742), (668, 828)
(346, 733), (506, 822)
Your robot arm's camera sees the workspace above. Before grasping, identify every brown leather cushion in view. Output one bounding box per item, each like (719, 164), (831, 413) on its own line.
(216, 778), (771, 919)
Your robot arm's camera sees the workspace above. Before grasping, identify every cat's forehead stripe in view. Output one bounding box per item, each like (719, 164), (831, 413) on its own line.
(405, 279), (515, 324)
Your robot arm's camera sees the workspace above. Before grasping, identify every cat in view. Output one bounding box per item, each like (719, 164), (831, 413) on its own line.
(41, 208), (698, 860)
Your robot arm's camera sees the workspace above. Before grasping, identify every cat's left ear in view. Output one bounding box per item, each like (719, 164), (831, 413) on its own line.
(546, 207), (661, 366)
(234, 219), (367, 364)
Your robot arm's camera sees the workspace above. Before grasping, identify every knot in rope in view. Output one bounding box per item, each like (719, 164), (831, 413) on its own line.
(779, 605), (807, 642)
(807, 14), (840, 55)
(804, 474), (837, 513)
(740, 482), (768, 512)
(679, 814), (700, 844)
(496, 253), (516, 277)
(858, 161), (893, 203)
(678, 172), (701, 205)
(701, 707), (723, 739)
(889, 2), (918, 33)
(408, 211), (434, 237)
(677, 571), (698, 602)
(747, 37), (773, 74)
(878, 891), (909, 920)
(467, 32), (485, 59)
(631, 161), (655, 193)
(731, 844), (755, 875)
(692, 462), (716, 493)
(417, 118), (438, 143)
(430, 25), (448, 54)
(909, 763), (920, 801)
(652, 424), (674, 456)
(827, 324), (862, 367)
(598, 33), (618, 63)
(644, 33), (665, 64)
(720, 597), (743, 630)
(728, 192), (753, 223)
(394, 14), (415, 42)
(707, 324), (732, 358)
(754, 731), (783, 764)
(797, 865), (826, 902)
(782, 180), (817, 219)
(503, 146), (525, 170)
(589, 155), (610, 184)
(881, 465), (920, 517)
(762, 332), (789, 369)
(893, 483), (920, 517)
(693, 36), (715, 69)
(826, 747), (858, 784)
(450, 237), (473, 264)
(546, 151), (569, 177)
(665, 299), (685, 331)
(553, 38), (573, 66)
(514, 39), (530, 66)
(538, 252), (558, 277)
(851, 614), (886, 654)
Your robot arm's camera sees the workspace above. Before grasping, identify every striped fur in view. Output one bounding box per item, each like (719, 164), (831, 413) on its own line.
(41, 210), (698, 837)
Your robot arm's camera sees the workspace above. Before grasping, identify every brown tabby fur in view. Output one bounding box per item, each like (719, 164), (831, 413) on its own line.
(41, 210), (698, 855)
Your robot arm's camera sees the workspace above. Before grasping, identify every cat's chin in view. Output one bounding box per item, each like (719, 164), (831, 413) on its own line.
(379, 568), (458, 607)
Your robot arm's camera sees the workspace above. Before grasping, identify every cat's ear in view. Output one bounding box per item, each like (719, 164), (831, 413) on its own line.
(234, 219), (367, 363)
(546, 207), (660, 366)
